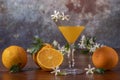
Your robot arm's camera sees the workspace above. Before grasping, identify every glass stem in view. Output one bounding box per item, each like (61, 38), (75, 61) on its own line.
(68, 43), (75, 69)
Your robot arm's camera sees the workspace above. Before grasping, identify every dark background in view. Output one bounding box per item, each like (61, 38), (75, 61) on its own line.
(0, 0), (120, 50)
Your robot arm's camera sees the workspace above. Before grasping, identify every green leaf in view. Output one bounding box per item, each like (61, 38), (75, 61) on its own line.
(93, 37), (96, 42)
(94, 68), (105, 74)
(65, 43), (70, 50)
(28, 37), (44, 55)
(10, 64), (21, 73)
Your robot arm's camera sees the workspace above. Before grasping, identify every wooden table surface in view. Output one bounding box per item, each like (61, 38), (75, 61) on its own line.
(0, 49), (120, 80)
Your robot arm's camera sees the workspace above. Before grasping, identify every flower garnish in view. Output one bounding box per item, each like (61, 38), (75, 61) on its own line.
(78, 35), (86, 48)
(52, 40), (70, 55)
(51, 10), (60, 22)
(51, 10), (70, 22)
(50, 66), (67, 76)
(60, 12), (69, 21)
(59, 46), (70, 55)
(78, 35), (104, 53)
(52, 40), (60, 49)
(51, 66), (60, 76)
(85, 64), (95, 74)
(89, 43), (103, 52)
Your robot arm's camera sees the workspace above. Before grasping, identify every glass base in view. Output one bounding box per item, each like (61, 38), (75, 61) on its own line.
(60, 68), (83, 75)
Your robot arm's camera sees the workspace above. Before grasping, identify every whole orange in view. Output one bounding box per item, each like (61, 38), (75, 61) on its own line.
(92, 46), (119, 70)
(2, 45), (27, 70)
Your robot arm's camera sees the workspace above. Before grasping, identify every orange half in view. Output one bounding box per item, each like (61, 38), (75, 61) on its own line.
(36, 48), (63, 71)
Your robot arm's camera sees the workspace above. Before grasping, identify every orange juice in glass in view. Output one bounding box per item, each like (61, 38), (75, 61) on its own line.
(58, 26), (85, 44)
(58, 26), (85, 75)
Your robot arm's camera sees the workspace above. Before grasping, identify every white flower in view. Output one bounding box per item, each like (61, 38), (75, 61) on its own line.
(58, 46), (70, 55)
(51, 11), (70, 22)
(89, 38), (95, 45)
(51, 10), (60, 22)
(58, 46), (65, 52)
(78, 35), (104, 53)
(78, 35), (86, 48)
(78, 43), (85, 49)
(94, 43), (101, 48)
(53, 40), (59, 47)
(52, 40), (60, 49)
(60, 12), (69, 21)
(81, 35), (86, 41)
(26, 48), (31, 53)
(89, 43), (103, 52)
(51, 66), (60, 76)
(89, 46), (96, 53)
(52, 40), (70, 55)
(85, 64), (95, 74)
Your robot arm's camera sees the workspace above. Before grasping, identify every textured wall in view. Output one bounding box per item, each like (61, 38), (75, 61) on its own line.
(0, 0), (120, 50)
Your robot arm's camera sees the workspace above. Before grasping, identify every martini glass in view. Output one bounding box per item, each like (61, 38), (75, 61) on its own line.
(58, 26), (85, 75)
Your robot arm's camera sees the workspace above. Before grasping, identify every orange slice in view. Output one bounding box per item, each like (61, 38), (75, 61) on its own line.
(36, 48), (63, 71)
(32, 43), (53, 66)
